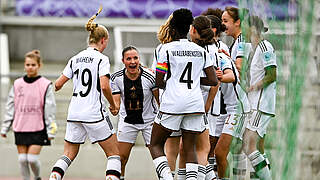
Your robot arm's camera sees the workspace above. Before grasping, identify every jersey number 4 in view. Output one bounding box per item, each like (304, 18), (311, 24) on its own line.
(73, 68), (92, 97)
(179, 62), (193, 89)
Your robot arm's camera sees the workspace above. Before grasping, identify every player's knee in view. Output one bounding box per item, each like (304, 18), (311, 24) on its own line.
(18, 154), (28, 163)
(27, 154), (39, 165)
(214, 146), (227, 160)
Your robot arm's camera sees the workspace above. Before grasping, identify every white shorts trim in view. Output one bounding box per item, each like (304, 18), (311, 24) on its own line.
(170, 130), (182, 137)
(117, 117), (153, 145)
(65, 117), (115, 144)
(246, 110), (272, 138)
(154, 112), (207, 132)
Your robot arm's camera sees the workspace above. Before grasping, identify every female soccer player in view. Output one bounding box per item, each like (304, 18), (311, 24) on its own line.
(242, 15), (275, 180)
(202, 8), (229, 54)
(1, 49), (57, 180)
(110, 46), (158, 180)
(222, 7), (250, 72)
(150, 8), (218, 180)
(152, 14), (181, 178)
(49, 7), (121, 180)
(187, 15), (217, 180)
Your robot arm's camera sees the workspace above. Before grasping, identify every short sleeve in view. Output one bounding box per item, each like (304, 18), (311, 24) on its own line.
(110, 77), (121, 94)
(210, 52), (218, 68)
(203, 51), (214, 69)
(261, 50), (277, 68)
(157, 46), (167, 64)
(219, 54), (232, 71)
(99, 56), (110, 77)
(156, 48), (168, 74)
(145, 70), (157, 90)
(62, 59), (73, 79)
(237, 42), (251, 59)
(152, 45), (162, 71)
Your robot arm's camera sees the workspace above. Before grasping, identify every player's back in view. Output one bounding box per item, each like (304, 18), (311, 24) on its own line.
(65, 47), (110, 122)
(159, 39), (211, 114)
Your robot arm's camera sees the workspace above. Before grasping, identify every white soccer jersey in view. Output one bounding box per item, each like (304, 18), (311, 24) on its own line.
(212, 51), (234, 115)
(63, 47), (110, 122)
(110, 67), (158, 124)
(220, 55), (251, 115)
(157, 39), (213, 114)
(248, 40), (277, 115)
(217, 39), (229, 54)
(230, 33), (251, 62)
(152, 44), (164, 71)
(202, 44), (232, 116)
(152, 44), (165, 98)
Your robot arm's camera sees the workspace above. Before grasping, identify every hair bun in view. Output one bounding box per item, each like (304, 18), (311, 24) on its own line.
(32, 49), (41, 55)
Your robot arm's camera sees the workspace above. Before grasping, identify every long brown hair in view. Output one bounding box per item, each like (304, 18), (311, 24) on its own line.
(192, 16), (214, 47)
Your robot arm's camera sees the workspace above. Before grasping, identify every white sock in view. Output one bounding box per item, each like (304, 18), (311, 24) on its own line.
(198, 164), (206, 180)
(232, 153), (247, 180)
(153, 156), (173, 180)
(248, 151), (272, 180)
(18, 153), (30, 180)
(248, 161), (258, 180)
(205, 163), (216, 180)
(171, 171), (176, 178)
(106, 155), (121, 179)
(177, 168), (186, 180)
(27, 154), (41, 179)
(185, 163), (198, 180)
(208, 156), (217, 173)
(50, 155), (72, 180)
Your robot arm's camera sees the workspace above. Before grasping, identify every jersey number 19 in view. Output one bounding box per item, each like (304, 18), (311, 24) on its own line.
(73, 68), (92, 97)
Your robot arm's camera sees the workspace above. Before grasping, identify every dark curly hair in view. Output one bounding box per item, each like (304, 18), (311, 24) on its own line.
(169, 8), (194, 40)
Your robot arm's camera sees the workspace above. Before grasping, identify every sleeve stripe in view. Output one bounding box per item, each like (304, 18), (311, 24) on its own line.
(261, 41), (268, 52)
(259, 41), (268, 52)
(110, 70), (124, 81)
(142, 73), (155, 84)
(112, 91), (121, 95)
(142, 71), (155, 81)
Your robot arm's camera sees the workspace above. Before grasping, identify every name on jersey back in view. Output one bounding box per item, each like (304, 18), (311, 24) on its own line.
(76, 57), (94, 64)
(171, 50), (202, 57)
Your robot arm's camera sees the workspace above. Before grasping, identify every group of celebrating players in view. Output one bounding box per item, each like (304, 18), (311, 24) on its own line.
(0, 4), (276, 180)
(46, 6), (277, 180)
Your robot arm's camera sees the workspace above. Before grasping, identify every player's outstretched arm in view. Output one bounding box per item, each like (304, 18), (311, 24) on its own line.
(219, 69), (235, 83)
(248, 66), (276, 91)
(155, 71), (166, 89)
(111, 94), (121, 116)
(201, 66), (218, 86)
(100, 75), (118, 115)
(152, 89), (160, 106)
(55, 75), (69, 91)
(205, 83), (220, 113)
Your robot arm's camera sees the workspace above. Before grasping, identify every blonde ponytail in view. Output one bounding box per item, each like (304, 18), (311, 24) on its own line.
(85, 6), (109, 44)
(85, 5), (102, 32)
